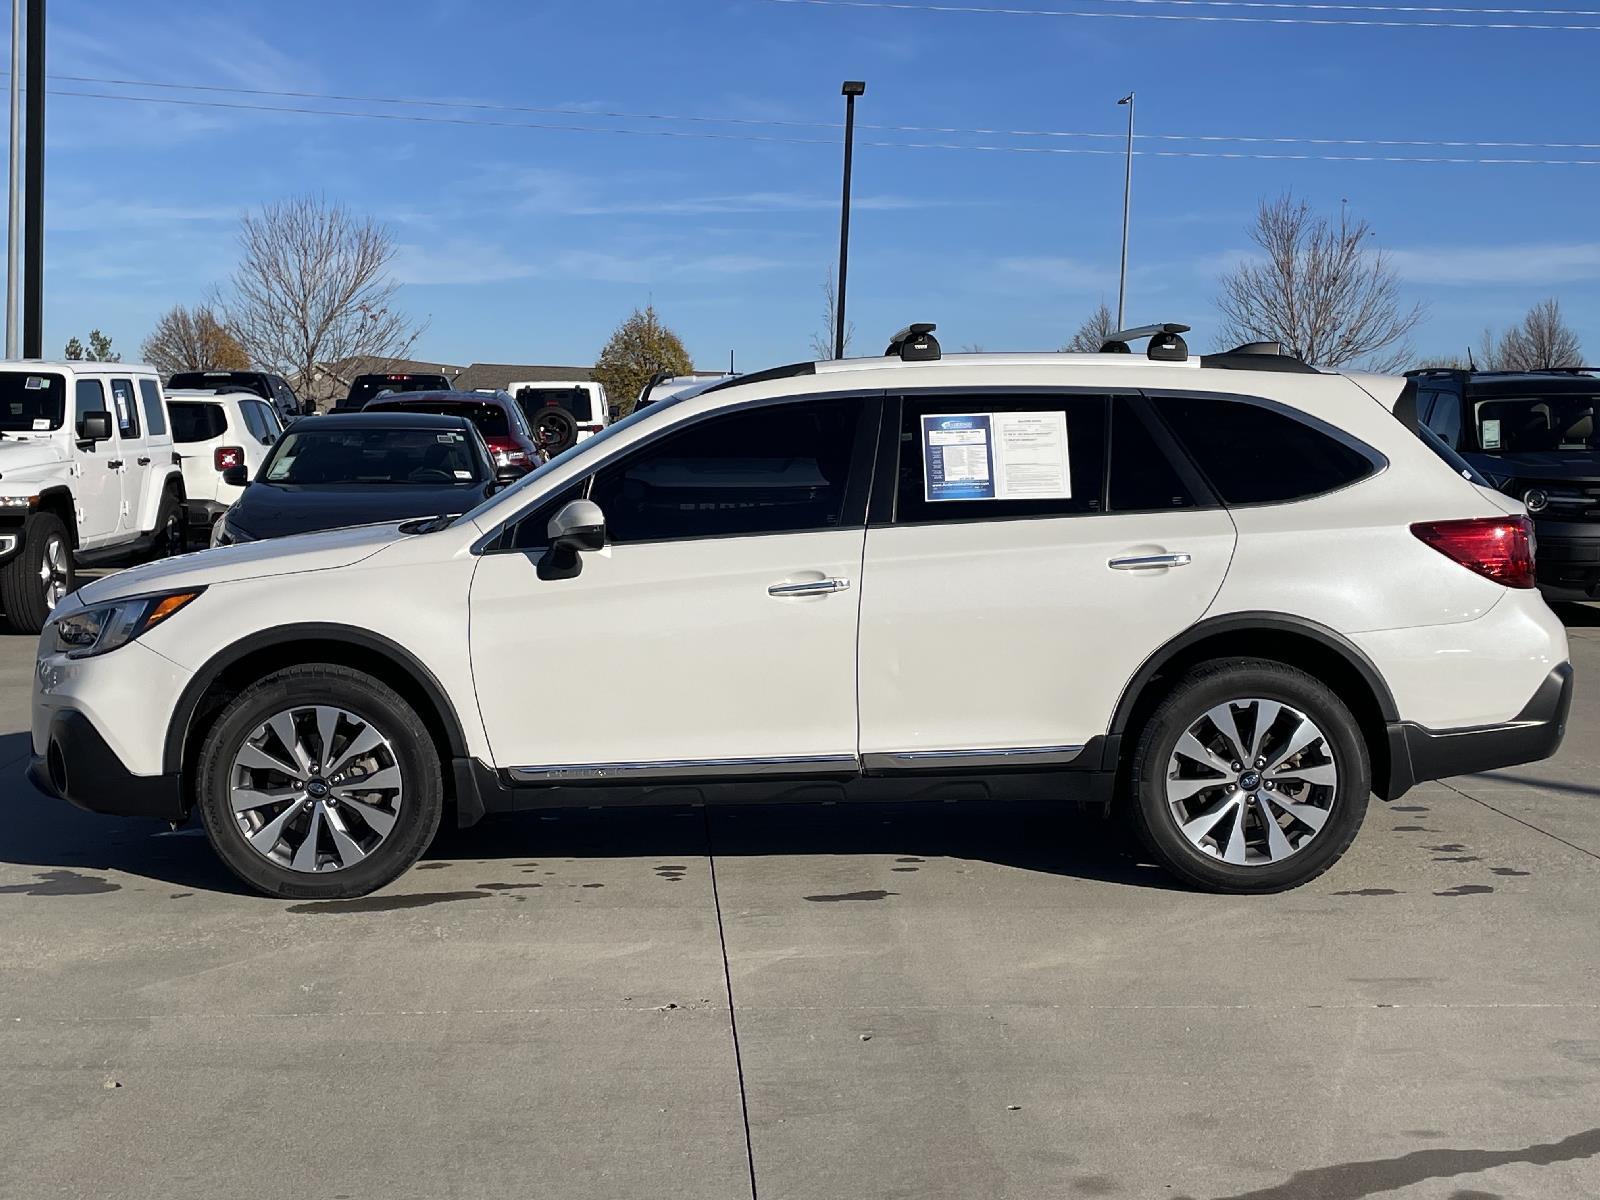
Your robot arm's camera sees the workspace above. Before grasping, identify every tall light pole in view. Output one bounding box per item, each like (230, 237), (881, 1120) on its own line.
(21, 0), (42, 359)
(5, 0), (21, 358)
(835, 80), (865, 361)
(1116, 91), (1134, 330)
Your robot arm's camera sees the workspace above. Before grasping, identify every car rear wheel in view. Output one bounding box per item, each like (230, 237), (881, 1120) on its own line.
(0, 511), (73, 635)
(1128, 658), (1369, 893)
(196, 664), (443, 899)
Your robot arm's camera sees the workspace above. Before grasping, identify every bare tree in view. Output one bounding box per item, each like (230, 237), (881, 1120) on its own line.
(1480, 299), (1583, 371)
(1064, 301), (1117, 352)
(1216, 193), (1423, 371)
(809, 268), (854, 360)
(219, 196), (422, 408)
(141, 304), (250, 376)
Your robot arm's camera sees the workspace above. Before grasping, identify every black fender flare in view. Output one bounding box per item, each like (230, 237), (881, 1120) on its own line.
(163, 622), (471, 775)
(1108, 610), (1401, 738)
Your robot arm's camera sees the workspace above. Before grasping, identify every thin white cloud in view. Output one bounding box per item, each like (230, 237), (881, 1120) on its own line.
(997, 256), (1111, 290)
(1388, 242), (1600, 286)
(394, 239), (787, 287)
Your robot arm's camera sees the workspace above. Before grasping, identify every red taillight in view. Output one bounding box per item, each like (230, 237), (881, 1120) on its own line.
(1411, 516), (1536, 589)
(214, 446), (244, 472)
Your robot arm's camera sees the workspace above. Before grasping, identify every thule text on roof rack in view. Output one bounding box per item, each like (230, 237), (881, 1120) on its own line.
(1100, 323), (1190, 362)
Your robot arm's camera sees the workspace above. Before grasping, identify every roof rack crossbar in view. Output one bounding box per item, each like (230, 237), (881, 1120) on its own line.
(1100, 322), (1191, 362)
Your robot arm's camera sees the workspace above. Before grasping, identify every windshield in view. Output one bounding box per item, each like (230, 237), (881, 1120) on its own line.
(1476, 394), (1599, 453)
(454, 388), (695, 529)
(261, 426), (485, 486)
(0, 371), (65, 431)
(169, 372), (269, 400)
(514, 386), (593, 423)
(374, 399), (512, 438)
(346, 376), (451, 408)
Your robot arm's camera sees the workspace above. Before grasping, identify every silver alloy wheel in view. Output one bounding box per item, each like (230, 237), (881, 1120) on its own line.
(1165, 698), (1338, 866)
(228, 705), (403, 873)
(40, 536), (69, 608)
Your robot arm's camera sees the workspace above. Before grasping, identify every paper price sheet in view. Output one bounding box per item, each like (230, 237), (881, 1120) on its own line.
(921, 411), (1071, 502)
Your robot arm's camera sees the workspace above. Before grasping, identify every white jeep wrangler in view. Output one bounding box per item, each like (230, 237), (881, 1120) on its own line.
(0, 361), (184, 633)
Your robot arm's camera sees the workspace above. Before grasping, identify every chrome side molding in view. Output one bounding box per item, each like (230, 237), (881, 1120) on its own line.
(862, 745), (1086, 771)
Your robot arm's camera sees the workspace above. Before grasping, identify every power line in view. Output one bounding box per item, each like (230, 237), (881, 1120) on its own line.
(973, 0), (1600, 13)
(26, 71), (1600, 154)
(48, 88), (1600, 166)
(760, 0), (1600, 31)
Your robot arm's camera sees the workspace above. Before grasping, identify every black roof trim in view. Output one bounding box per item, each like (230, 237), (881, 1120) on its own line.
(701, 362), (815, 394)
(303, 411), (476, 429)
(1199, 351), (1319, 374)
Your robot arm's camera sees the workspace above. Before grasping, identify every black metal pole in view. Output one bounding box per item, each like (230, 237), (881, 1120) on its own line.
(21, 0), (42, 359)
(835, 81), (864, 360)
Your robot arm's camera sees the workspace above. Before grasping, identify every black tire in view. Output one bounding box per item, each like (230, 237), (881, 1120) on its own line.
(531, 406), (579, 454)
(1128, 658), (1370, 894)
(0, 511), (73, 635)
(145, 489), (186, 562)
(196, 664), (443, 899)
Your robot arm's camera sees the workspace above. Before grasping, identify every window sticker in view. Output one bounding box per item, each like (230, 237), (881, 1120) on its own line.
(32, 418), (49, 430)
(453, 469), (472, 479)
(1481, 418), (1502, 450)
(922, 411), (1071, 502)
(437, 433), (462, 444)
(24, 376), (48, 390)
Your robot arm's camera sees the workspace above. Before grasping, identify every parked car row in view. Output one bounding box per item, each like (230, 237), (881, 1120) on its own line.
(23, 323), (1574, 903)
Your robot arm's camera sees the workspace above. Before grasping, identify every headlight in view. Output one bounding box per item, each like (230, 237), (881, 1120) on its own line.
(211, 508), (255, 547)
(53, 590), (204, 659)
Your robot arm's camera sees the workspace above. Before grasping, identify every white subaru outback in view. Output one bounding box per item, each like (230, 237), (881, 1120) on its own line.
(29, 326), (1572, 899)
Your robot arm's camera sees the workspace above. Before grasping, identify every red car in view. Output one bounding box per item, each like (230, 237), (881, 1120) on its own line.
(362, 390), (547, 474)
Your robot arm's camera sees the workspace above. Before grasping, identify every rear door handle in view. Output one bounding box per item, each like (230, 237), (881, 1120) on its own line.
(1109, 553), (1192, 571)
(137, 456), (151, 466)
(769, 578), (853, 597)
(106, 459), (124, 470)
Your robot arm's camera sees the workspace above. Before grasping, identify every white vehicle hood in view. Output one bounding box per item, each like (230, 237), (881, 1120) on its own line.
(0, 435), (67, 475)
(75, 521), (409, 606)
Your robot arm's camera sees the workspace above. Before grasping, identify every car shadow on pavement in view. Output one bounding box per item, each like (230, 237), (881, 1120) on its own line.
(4, 751), (1177, 895)
(431, 799), (1185, 892)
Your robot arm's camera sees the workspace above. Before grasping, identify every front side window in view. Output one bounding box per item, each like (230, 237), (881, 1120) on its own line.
(137, 379), (168, 438)
(74, 378), (108, 422)
(1155, 394), (1379, 506)
(110, 379), (141, 439)
(588, 397), (864, 544)
(0, 371), (67, 430)
(895, 394), (1107, 524)
(262, 427), (487, 486)
(1473, 392), (1598, 453)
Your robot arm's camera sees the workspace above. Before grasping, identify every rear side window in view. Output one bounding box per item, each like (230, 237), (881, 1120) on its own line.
(895, 394), (1107, 524)
(137, 379), (167, 438)
(1156, 395), (1378, 506)
(168, 402), (227, 443)
(110, 379), (140, 439)
(1109, 400), (1196, 512)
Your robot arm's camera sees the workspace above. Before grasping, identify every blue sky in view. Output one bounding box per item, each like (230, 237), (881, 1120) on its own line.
(34, 0), (1600, 370)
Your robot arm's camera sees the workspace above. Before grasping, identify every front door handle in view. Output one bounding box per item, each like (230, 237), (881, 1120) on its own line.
(106, 459), (124, 470)
(1109, 553), (1192, 571)
(769, 578), (853, 597)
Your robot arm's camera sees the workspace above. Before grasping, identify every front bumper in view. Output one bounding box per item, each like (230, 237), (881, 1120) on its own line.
(1380, 662), (1573, 799)
(28, 707), (185, 819)
(186, 499), (228, 531)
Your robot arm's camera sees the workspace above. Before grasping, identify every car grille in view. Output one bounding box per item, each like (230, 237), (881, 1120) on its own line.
(1515, 480), (1600, 522)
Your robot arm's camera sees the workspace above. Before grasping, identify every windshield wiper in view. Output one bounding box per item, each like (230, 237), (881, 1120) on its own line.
(399, 514), (458, 535)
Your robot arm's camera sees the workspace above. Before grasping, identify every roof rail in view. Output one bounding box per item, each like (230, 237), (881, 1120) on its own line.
(1200, 341), (1318, 375)
(1100, 323), (1190, 362)
(886, 323), (941, 362)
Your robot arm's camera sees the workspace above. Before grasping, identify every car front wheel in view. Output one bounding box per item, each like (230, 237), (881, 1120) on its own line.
(1128, 658), (1370, 893)
(196, 665), (443, 899)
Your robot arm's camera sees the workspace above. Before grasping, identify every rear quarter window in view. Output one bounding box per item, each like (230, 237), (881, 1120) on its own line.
(1155, 394), (1380, 505)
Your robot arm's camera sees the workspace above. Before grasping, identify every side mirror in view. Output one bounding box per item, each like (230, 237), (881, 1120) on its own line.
(538, 499), (606, 581)
(77, 411), (112, 443)
(222, 464), (250, 487)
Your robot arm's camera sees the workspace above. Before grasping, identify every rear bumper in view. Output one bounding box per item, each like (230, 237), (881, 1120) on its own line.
(28, 707), (185, 820)
(1533, 526), (1600, 598)
(1379, 662), (1573, 799)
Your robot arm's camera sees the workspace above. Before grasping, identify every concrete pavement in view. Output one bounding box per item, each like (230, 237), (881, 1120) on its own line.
(2, 613), (1598, 1199)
